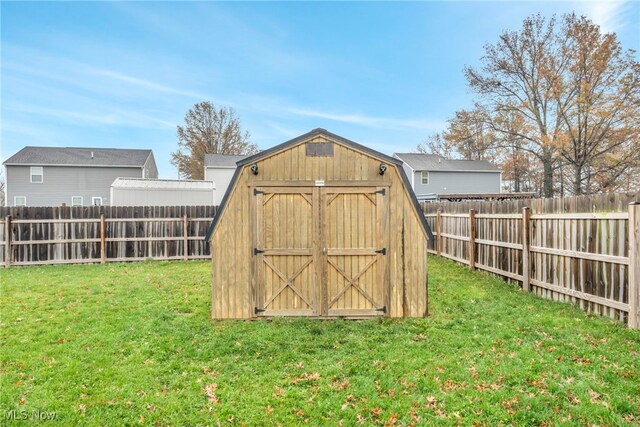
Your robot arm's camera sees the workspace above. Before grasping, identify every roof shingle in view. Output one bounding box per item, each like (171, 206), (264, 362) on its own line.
(393, 153), (500, 172)
(204, 154), (249, 168)
(3, 147), (152, 167)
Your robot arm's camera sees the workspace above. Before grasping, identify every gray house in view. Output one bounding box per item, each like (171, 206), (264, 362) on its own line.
(204, 154), (248, 204)
(393, 153), (501, 200)
(3, 147), (157, 207)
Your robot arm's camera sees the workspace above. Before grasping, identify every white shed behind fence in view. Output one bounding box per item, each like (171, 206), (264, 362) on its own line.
(110, 178), (215, 206)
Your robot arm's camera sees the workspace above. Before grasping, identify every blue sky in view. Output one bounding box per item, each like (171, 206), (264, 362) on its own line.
(2, 1), (638, 178)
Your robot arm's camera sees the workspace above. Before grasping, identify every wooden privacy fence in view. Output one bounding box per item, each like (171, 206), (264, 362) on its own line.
(0, 206), (215, 267)
(423, 195), (640, 329)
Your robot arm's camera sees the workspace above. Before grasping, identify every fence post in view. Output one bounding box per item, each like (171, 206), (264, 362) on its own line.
(629, 202), (640, 329)
(183, 214), (189, 261)
(468, 209), (476, 270)
(436, 210), (442, 257)
(100, 214), (106, 264)
(4, 215), (11, 268)
(522, 207), (531, 292)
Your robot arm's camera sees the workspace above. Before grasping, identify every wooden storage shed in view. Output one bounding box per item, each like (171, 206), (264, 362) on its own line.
(205, 129), (433, 319)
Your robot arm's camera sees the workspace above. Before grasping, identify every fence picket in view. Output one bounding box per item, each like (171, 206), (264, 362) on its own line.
(0, 206), (216, 266)
(422, 192), (639, 327)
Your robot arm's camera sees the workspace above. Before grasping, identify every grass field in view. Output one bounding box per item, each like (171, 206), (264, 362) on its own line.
(1, 257), (639, 426)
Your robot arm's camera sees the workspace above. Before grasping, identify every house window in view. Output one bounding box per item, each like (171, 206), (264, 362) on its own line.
(71, 196), (83, 207)
(30, 166), (43, 183)
(92, 197), (103, 206)
(421, 171), (429, 185)
(14, 196), (26, 207)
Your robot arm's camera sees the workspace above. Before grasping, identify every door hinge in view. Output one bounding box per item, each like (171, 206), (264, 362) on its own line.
(374, 188), (386, 195)
(375, 248), (386, 255)
(253, 188), (264, 196)
(376, 306), (387, 313)
(254, 248), (265, 255)
(255, 307), (266, 314)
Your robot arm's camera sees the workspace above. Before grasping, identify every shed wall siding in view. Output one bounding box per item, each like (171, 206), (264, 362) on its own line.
(6, 165), (143, 206)
(412, 170), (501, 195)
(211, 135), (428, 319)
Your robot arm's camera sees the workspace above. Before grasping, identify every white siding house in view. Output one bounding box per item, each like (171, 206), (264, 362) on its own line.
(393, 153), (501, 200)
(204, 154), (248, 205)
(110, 178), (215, 206)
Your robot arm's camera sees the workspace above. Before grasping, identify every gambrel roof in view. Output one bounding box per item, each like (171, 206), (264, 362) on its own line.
(205, 128), (433, 241)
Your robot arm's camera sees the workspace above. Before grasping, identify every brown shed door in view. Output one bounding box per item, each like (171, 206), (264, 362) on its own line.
(323, 188), (388, 316)
(254, 188), (318, 316)
(253, 186), (387, 317)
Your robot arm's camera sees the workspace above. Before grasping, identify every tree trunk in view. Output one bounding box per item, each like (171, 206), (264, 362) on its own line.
(573, 164), (583, 195)
(542, 150), (554, 197)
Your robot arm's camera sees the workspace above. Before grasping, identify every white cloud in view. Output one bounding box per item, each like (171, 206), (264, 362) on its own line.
(5, 104), (176, 130)
(580, 0), (635, 34)
(286, 107), (446, 132)
(89, 69), (207, 100)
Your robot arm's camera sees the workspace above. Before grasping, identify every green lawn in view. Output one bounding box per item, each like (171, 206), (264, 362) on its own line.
(1, 257), (639, 426)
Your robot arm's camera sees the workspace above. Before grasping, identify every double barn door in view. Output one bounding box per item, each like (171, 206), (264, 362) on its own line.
(252, 186), (388, 317)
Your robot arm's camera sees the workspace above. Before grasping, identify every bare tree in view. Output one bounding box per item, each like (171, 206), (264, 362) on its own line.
(416, 132), (455, 158)
(465, 14), (567, 197)
(443, 106), (501, 162)
(553, 15), (640, 194)
(171, 102), (258, 179)
(464, 13), (639, 196)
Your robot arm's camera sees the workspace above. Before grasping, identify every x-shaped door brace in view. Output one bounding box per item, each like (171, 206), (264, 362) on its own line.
(262, 257), (314, 309)
(327, 257), (379, 308)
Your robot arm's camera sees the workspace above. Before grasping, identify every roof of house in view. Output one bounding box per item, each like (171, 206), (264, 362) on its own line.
(3, 147), (152, 167)
(393, 153), (500, 172)
(205, 128), (433, 241)
(111, 178), (215, 190)
(204, 154), (250, 168)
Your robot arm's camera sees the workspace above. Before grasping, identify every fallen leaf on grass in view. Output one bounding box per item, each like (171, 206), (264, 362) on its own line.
(272, 385), (285, 398)
(331, 378), (350, 390)
(567, 394), (580, 406)
(384, 413), (399, 426)
(291, 372), (321, 384)
(425, 396), (438, 409)
(204, 383), (219, 404)
(501, 396), (519, 414)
